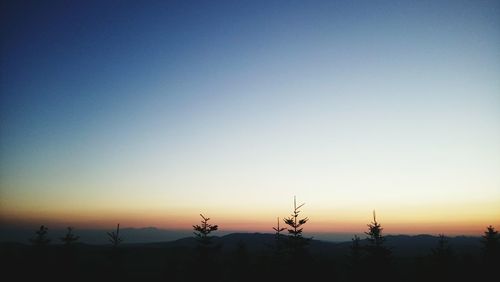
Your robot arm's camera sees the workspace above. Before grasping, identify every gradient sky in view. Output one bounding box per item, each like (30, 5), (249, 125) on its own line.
(1, 0), (499, 235)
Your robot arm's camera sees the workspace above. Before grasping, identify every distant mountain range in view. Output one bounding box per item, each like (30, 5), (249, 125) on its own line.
(0, 226), (482, 257)
(0, 226), (194, 244)
(0, 226), (357, 244)
(139, 233), (482, 257)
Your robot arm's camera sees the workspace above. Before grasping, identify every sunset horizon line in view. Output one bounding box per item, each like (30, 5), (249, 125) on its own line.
(2, 216), (496, 237)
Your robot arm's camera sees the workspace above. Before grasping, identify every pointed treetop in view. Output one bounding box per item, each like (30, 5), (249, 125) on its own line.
(200, 214), (209, 221)
(107, 223), (123, 247)
(193, 213), (218, 241)
(273, 217), (286, 233)
(284, 196), (309, 238)
(293, 195), (306, 212)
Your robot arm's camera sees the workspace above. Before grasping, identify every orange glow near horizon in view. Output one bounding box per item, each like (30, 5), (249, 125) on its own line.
(2, 199), (498, 236)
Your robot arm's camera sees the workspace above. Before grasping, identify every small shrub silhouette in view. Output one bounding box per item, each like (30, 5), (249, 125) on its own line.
(107, 223), (123, 248)
(60, 227), (80, 245)
(30, 225), (51, 246)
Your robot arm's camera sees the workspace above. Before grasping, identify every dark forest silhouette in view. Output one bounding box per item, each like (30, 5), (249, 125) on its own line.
(1, 198), (498, 282)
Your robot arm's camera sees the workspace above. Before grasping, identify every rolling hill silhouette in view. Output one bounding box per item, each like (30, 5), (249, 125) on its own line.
(0, 226), (481, 256)
(125, 233), (481, 257)
(0, 230), (495, 282)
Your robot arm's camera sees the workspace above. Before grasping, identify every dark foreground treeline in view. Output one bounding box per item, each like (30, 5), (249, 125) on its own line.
(1, 199), (498, 282)
(1, 231), (499, 282)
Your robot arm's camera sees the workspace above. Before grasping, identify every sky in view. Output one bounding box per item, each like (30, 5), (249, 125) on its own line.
(1, 0), (499, 236)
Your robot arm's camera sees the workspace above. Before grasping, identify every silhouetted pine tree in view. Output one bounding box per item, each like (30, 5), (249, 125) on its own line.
(282, 197), (311, 280)
(30, 225), (51, 246)
(272, 216), (286, 254)
(60, 227), (80, 245)
(106, 224), (124, 280)
(107, 223), (123, 248)
(481, 225), (499, 266)
(364, 211), (391, 269)
(193, 214), (218, 247)
(191, 214), (220, 280)
(366, 211), (384, 247)
(265, 216), (287, 280)
(283, 196), (310, 259)
(192, 213), (220, 260)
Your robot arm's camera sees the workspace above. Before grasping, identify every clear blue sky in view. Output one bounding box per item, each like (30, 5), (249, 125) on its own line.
(1, 0), (499, 233)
